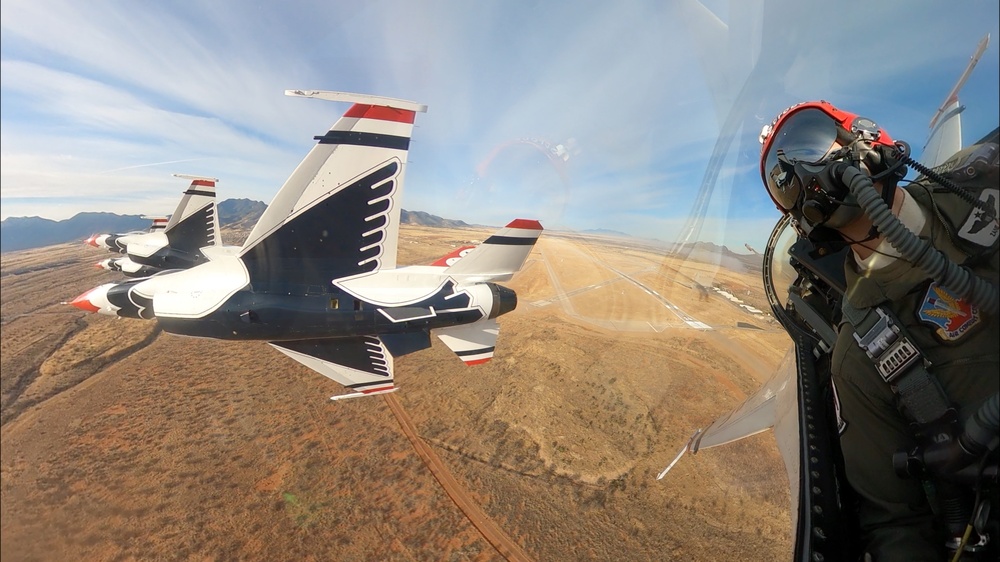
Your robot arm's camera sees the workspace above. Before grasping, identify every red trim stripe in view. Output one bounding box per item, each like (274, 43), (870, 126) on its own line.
(344, 104), (416, 124)
(464, 358), (492, 366)
(505, 219), (543, 230)
(191, 179), (215, 187)
(361, 385), (395, 394)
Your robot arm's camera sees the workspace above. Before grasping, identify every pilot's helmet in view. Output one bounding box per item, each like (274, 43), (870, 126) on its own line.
(758, 100), (896, 215)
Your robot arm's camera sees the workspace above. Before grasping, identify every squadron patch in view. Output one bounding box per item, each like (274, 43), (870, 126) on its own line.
(917, 282), (981, 342)
(957, 188), (999, 247)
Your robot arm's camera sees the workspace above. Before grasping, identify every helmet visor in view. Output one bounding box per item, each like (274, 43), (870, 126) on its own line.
(763, 108), (839, 211)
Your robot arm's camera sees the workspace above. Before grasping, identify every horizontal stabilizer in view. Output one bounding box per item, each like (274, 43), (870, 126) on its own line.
(270, 336), (395, 397)
(435, 319), (500, 365)
(443, 219), (543, 282)
(429, 245), (476, 267)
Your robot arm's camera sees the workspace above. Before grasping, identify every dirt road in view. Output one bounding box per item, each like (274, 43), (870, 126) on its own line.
(384, 394), (534, 562)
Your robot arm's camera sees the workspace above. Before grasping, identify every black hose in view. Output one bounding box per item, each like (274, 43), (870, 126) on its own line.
(901, 145), (997, 224)
(960, 393), (999, 458)
(837, 164), (999, 316)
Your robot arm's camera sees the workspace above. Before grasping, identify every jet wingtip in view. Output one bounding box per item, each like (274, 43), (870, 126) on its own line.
(329, 386), (398, 401)
(284, 89), (428, 113)
(656, 428), (704, 481)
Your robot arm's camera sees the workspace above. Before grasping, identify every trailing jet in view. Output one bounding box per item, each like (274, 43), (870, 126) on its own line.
(71, 90), (542, 400)
(84, 216), (163, 254)
(87, 174), (222, 277)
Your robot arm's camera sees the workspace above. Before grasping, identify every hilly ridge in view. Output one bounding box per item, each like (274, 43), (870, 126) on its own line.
(0, 213), (150, 253)
(0, 203), (470, 253)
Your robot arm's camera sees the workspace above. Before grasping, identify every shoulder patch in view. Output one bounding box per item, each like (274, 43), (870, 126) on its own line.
(917, 282), (981, 342)
(957, 188), (999, 247)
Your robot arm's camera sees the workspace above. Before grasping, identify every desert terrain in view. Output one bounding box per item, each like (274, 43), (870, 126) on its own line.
(1, 225), (793, 561)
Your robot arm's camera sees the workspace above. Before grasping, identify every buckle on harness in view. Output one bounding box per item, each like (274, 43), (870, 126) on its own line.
(852, 307), (922, 383)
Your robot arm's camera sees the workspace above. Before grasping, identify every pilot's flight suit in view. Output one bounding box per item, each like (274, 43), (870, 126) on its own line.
(831, 143), (999, 561)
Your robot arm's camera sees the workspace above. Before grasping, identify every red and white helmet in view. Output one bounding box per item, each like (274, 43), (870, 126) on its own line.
(759, 100), (896, 214)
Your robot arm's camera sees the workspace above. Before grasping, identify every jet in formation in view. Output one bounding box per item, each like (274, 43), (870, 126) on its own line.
(86, 174), (223, 278)
(72, 90), (542, 400)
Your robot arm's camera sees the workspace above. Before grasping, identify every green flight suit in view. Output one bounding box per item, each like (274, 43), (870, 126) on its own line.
(831, 143), (999, 561)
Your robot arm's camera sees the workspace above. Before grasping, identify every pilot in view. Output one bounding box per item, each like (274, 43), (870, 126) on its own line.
(758, 101), (999, 561)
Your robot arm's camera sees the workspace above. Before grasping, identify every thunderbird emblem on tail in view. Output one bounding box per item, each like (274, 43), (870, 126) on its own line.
(71, 90), (542, 400)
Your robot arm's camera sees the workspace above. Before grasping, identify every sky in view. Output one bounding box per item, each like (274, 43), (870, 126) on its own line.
(2, 0), (998, 253)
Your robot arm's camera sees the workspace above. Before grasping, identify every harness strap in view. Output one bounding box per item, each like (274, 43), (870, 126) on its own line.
(842, 299), (954, 425)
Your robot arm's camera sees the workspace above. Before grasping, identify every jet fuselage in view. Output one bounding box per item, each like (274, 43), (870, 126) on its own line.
(155, 281), (515, 341)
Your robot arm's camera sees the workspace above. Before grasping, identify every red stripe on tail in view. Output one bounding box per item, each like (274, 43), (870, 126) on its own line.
(505, 219), (543, 230)
(344, 104), (416, 124)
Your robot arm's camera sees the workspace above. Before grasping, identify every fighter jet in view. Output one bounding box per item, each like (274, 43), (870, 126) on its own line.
(87, 174), (222, 277)
(71, 90), (542, 400)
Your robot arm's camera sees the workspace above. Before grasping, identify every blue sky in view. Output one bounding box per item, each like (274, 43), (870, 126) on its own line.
(2, 0), (998, 253)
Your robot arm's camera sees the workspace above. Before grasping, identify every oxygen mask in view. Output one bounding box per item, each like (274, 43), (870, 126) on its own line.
(762, 107), (896, 233)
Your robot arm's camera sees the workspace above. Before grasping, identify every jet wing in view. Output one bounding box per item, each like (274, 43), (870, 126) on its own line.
(435, 319), (500, 365)
(661, 347), (795, 454)
(690, 351), (789, 452)
(270, 336), (396, 400)
(658, 347), (802, 523)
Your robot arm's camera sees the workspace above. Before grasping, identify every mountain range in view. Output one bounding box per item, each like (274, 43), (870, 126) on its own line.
(0, 200), (472, 253)
(1, 202), (758, 267)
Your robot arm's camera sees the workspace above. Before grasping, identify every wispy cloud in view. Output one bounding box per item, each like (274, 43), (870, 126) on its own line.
(2, 0), (997, 253)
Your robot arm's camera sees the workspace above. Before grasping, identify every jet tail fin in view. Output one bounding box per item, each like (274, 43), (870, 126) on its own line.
(239, 91), (426, 293)
(143, 216), (169, 232)
(163, 174), (220, 254)
(443, 219), (543, 282)
(922, 33), (990, 169)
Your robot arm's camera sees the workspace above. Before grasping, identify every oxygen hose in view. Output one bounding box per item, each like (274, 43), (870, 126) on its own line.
(837, 164), (999, 316)
(902, 148), (997, 224)
(961, 392), (999, 458)
(950, 392), (998, 562)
